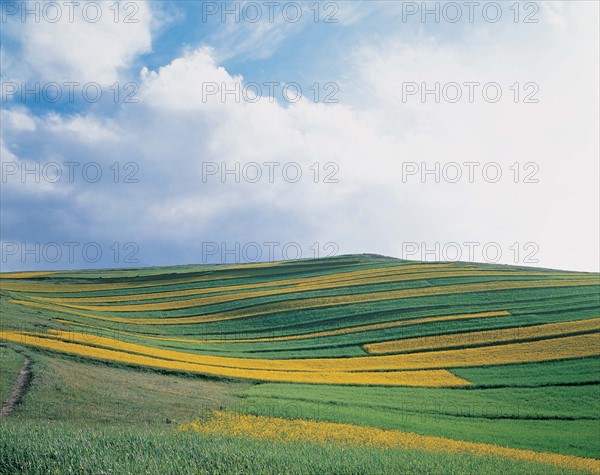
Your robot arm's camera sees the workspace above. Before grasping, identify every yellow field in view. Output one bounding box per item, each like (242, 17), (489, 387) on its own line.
(0, 331), (468, 387)
(8, 262), (591, 301)
(364, 317), (600, 354)
(25, 264), (462, 303)
(12, 329), (599, 373)
(10, 278), (594, 327)
(223, 261), (283, 270)
(18, 265), (468, 307)
(2, 258), (598, 473)
(0, 271), (55, 279)
(51, 311), (510, 344)
(0, 263), (445, 293)
(179, 412), (600, 473)
(25, 265), (580, 304)
(30, 273), (591, 314)
(32, 265), (472, 303)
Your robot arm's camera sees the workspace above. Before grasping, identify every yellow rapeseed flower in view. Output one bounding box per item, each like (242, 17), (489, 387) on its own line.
(0, 331), (468, 387)
(365, 317), (600, 354)
(32, 329), (600, 373)
(41, 276), (596, 312)
(179, 412), (600, 474)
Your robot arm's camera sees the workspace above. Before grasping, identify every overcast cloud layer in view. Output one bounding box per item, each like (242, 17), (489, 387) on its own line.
(1, 1), (598, 271)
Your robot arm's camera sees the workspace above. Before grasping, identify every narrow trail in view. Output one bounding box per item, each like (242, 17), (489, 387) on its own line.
(1, 357), (32, 417)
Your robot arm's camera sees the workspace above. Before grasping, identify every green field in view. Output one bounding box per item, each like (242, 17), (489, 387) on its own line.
(0, 347), (25, 405)
(1, 255), (599, 474)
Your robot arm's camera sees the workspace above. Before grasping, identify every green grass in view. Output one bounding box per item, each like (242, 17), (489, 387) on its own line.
(2, 420), (588, 475)
(0, 346), (25, 403)
(1, 255), (599, 473)
(12, 352), (249, 426)
(2, 349), (589, 474)
(454, 357), (600, 387)
(232, 382), (600, 458)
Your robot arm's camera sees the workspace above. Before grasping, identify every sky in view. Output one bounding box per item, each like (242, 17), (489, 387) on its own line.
(0, 1), (598, 271)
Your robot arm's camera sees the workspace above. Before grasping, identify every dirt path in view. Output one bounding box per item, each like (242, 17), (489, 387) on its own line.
(1, 357), (32, 417)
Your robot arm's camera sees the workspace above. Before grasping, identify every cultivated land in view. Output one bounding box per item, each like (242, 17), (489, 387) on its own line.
(0, 254), (599, 474)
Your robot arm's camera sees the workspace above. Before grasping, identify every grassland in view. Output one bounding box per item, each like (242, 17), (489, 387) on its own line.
(0, 346), (25, 404)
(0, 254), (599, 474)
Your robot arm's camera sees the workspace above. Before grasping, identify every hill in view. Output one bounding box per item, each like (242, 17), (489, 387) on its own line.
(1, 255), (599, 474)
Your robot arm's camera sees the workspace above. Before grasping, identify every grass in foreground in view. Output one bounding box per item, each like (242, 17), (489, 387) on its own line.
(0, 256), (598, 473)
(0, 346), (25, 403)
(0, 420), (591, 475)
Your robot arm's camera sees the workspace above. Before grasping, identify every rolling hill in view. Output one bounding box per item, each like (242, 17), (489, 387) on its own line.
(1, 255), (599, 474)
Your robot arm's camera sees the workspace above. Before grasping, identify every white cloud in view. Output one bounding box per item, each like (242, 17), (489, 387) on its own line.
(344, 2), (599, 271)
(139, 47), (244, 111)
(1, 108), (36, 132)
(2, 1), (598, 271)
(15, 1), (155, 85)
(44, 114), (121, 143)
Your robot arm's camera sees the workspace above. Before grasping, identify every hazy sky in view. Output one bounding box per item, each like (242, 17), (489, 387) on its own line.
(1, 1), (598, 271)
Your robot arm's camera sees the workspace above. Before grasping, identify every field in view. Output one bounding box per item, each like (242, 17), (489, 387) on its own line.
(1, 254), (599, 474)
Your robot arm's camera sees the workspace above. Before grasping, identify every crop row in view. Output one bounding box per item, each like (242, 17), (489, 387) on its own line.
(4, 328), (598, 374)
(34, 274), (596, 312)
(0, 331), (466, 387)
(364, 317), (600, 354)
(31, 264), (471, 303)
(179, 412), (600, 473)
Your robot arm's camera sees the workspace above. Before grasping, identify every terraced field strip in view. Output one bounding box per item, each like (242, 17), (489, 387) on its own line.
(364, 317), (600, 354)
(0, 332), (467, 387)
(239, 380), (600, 420)
(32, 276), (598, 313)
(0, 272), (55, 279)
(41, 273), (598, 312)
(5, 300), (123, 323)
(179, 412), (600, 474)
(51, 311), (511, 345)
(222, 261), (283, 270)
(0, 262), (437, 294)
(0, 260), (409, 292)
(0, 273), (256, 293)
(0, 259), (360, 293)
(11, 278), (594, 326)
(22, 264), (465, 303)
(6, 262), (590, 298)
(10, 329), (599, 373)
(28, 264), (473, 303)
(18, 266), (474, 303)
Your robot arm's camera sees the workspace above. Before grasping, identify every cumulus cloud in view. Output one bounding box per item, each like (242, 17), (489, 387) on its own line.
(1, 108), (36, 132)
(1, 1), (597, 271)
(4, 1), (155, 86)
(45, 114), (122, 143)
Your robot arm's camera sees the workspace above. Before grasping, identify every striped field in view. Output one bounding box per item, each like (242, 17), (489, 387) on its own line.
(1, 255), (599, 473)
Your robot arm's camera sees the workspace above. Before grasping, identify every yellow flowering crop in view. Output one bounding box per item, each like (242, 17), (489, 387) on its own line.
(35, 329), (600, 373)
(8, 277), (597, 332)
(34, 268), (585, 306)
(33, 264), (466, 303)
(0, 262), (440, 293)
(365, 317), (600, 354)
(0, 331), (468, 387)
(41, 277), (597, 313)
(0, 271), (55, 279)
(179, 412), (600, 473)
(21, 264), (460, 306)
(13, 278), (594, 326)
(223, 261), (283, 270)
